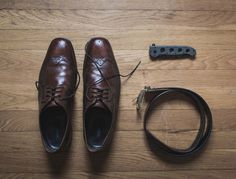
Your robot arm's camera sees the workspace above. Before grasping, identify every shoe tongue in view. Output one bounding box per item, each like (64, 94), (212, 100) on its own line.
(93, 100), (108, 110)
(45, 101), (59, 108)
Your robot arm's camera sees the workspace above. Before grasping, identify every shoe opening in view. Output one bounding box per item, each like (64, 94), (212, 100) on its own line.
(85, 106), (112, 151)
(40, 106), (67, 152)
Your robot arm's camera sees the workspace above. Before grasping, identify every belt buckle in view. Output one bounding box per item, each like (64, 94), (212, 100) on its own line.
(136, 86), (160, 110)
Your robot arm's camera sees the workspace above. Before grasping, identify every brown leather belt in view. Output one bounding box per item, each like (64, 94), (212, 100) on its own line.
(136, 86), (212, 158)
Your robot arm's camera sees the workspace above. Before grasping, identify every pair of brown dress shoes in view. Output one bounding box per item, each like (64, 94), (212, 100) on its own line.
(36, 37), (121, 153)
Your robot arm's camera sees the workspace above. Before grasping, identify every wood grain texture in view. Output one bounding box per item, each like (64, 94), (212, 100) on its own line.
(1, 109), (235, 132)
(0, 0), (236, 178)
(1, 68), (236, 110)
(0, 131), (235, 152)
(0, 149), (236, 173)
(0, 29), (236, 50)
(1, 49), (236, 70)
(1, 10), (236, 30)
(1, 170), (236, 179)
(0, 0), (236, 11)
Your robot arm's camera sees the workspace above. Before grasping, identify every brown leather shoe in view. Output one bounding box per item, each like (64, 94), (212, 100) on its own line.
(83, 37), (121, 152)
(36, 38), (79, 153)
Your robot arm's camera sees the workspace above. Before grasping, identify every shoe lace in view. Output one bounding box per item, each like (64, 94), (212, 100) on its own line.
(85, 53), (141, 103)
(35, 71), (80, 104)
(88, 87), (110, 101)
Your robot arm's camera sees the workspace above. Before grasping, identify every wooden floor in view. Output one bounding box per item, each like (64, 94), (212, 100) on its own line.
(0, 0), (236, 178)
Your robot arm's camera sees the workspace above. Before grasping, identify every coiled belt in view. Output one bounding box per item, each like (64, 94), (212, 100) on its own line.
(136, 86), (212, 158)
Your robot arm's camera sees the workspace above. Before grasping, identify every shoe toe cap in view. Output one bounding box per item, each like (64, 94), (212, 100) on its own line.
(85, 37), (114, 59)
(47, 38), (74, 58)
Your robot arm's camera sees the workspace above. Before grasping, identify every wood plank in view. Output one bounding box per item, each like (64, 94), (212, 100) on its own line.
(0, 29), (235, 50)
(0, 109), (235, 132)
(0, 70), (236, 110)
(0, 149), (235, 172)
(0, 10), (236, 30)
(0, 0), (235, 11)
(1, 170), (236, 179)
(1, 49), (236, 70)
(2, 68), (235, 89)
(0, 131), (235, 152)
